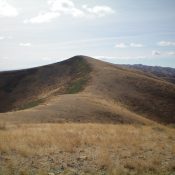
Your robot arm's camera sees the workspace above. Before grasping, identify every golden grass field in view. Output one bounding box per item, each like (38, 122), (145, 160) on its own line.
(0, 122), (175, 175)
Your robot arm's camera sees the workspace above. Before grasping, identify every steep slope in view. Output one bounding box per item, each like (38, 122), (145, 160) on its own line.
(0, 56), (175, 124)
(0, 56), (91, 112)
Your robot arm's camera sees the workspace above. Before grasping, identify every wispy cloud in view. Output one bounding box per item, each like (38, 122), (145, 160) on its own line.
(130, 43), (143, 48)
(24, 12), (60, 24)
(94, 55), (147, 60)
(158, 41), (175, 47)
(152, 50), (175, 57)
(0, 0), (18, 17)
(152, 50), (161, 56)
(167, 51), (175, 56)
(19, 43), (31, 47)
(0, 36), (5, 40)
(115, 42), (143, 48)
(82, 5), (114, 17)
(24, 0), (114, 24)
(0, 36), (12, 40)
(115, 43), (127, 48)
(49, 0), (84, 17)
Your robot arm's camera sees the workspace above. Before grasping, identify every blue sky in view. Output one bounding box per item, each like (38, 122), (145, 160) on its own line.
(0, 0), (175, 70)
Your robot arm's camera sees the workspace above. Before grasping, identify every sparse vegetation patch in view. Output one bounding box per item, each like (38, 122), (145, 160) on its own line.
(17, 99), (45, 110)
(66, 77), (88, 94)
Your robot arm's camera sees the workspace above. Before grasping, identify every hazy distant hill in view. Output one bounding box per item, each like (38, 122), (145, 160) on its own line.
(122, 64), (175, 84)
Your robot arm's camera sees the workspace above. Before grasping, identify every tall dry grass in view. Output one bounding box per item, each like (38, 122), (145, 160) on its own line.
(0, 123), (175, 174)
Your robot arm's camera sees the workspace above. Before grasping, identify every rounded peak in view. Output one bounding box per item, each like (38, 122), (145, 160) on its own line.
(69, 55), (95, 61)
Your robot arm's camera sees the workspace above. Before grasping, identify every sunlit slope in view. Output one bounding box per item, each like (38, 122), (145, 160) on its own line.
(85, 57), (175, 123)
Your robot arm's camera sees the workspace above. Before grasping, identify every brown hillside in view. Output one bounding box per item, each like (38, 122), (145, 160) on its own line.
(0, 56), (91, 112)
(0, 55), (175, 124)
(84, 57), (175, 123)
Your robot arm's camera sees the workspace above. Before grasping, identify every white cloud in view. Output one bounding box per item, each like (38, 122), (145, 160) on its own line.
(0, 0), (18, 17)
(151, 50), (175, 57)
(158, 41), (175, 47)
(19, 43), (31, 47)
(94, 56), (117, 60)
(24, 0), (114, 24)
(115, 42), (143, 48)
(167, 51), (175, 56)
(0, 36), (5, 40)
(42, 57), (53, 61)
(130, 43), (143, 48)
(24, 12), (60, 24)
(48, 0), (84, 17)
(94, 55), (147, 60)
(152, 50), (161, 56)
(117, 56), (146, 60)
(48, 0), (74, 11)
(115, 43), (127, 48)
(82, 5), (114, 17)
(0, 36), (12, 40)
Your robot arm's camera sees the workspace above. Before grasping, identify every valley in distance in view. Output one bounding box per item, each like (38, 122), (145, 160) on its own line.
(0, 55), (175, 175)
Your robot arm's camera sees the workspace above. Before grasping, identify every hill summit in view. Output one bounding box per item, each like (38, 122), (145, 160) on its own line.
(0, 55), (175, 124)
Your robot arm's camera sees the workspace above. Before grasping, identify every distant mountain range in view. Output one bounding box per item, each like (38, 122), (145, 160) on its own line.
(121, 64), (175, 84)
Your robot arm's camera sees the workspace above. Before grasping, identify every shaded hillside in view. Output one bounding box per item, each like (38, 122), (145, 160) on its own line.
(122, 64), (175, 84)
(0, 56), (175, 124)
(0, 56), (91, 112)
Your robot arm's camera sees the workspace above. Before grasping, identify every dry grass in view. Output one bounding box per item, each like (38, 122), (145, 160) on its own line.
(0, 121), (7, 130)
(0, 123), (175, 174)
